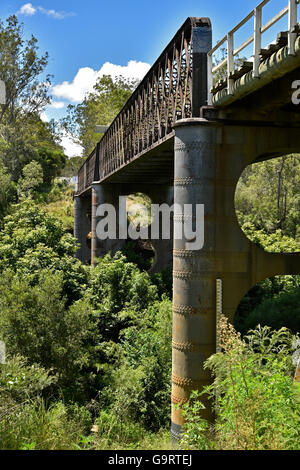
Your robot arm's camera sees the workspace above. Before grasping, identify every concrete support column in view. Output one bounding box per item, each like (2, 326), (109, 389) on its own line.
(91, 183), (127, 265)
(74, 194), (91, 264)
(91, 183), (102, 266)
(148, 185), (174, 273)
(171, 119), (255, 440)
(171, 119), (221, 441)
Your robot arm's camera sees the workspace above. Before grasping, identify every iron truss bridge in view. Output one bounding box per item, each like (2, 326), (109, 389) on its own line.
(77, 17), (211, 194)
(77, 0), (300, 194)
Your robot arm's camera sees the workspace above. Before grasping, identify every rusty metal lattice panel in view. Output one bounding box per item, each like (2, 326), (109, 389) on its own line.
(77, 17), (211, 194)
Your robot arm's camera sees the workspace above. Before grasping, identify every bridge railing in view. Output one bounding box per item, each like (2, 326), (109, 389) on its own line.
(77, 147), (97, 194)
(208, 0), (300, 101)
(77, 17), (212, 194)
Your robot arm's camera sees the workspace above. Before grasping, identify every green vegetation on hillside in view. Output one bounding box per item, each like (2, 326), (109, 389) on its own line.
(179, 317), (300, 450)
(0, 12), (299, 451)
(235, 155), (300, 335)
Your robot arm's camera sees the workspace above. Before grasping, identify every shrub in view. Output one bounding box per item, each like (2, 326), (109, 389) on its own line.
(0, 399), (92, 450)
(238, 285), (300, 335)
(0, 270), (96, 401)
(103, 297), (172, 430)
(0, 201), (88, 302)
(179, 318), (300, 450)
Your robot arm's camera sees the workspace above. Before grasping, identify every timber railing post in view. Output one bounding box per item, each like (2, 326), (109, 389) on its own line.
(227, 32), (234, 95)
(288, 0), (298, 55)
(253, 6), (262, 77)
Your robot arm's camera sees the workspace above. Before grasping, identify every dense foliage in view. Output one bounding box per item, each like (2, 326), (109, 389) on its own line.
(63, 75), (139, 156)
(179, 317), (300, 450)
(0, 15), (66, 218)
(0, 12), (298, 450)
(236, 154), (300, 246)
(0, 202), (172, 447)
(235, 155), (300, 334)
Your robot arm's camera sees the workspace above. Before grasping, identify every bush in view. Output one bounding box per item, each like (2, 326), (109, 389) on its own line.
(241, 287), (300, 335)
(0, 356), (89, 450)
(0, 399), (92, 450)
(235, 275), (300, 335)
(0, 270), (96, 401)
(103, 297), (172, 430)
(179, 318), (300, 450)
(0, 355), (56, 405)
(0, 201), (88, 302)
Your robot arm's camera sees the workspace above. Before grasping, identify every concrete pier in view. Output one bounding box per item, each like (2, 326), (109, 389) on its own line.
(171, 118), (300, 440)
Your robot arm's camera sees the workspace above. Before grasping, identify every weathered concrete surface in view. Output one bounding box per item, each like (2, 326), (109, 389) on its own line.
(74, 194), (91, 264)
(171, 118), (300, 440)
(89, 182), (174, 272)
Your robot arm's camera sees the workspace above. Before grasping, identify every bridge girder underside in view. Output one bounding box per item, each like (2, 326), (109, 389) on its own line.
(98, 136), (175, 185)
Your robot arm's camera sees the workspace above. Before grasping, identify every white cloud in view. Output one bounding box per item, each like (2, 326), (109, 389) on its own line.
(49, 101), (65, 109)
(37, 7), (75, 20)
(52, 60), (151, 103)
(52, 67), (98, 103)
(18, 3), (36, 16)
(40, 111), (49, 122)
(60, 133), (83, 158)
(18, 4), (75, 20)
(39, 111), (82, 156)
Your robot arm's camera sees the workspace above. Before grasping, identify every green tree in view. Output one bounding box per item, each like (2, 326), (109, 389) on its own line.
(63, 75), (138, 155)
(36, 146), (66, 185)
(20, 161), (43, 196)
(0, 269), (95, 400)
(235, 155), (300, 242)
(0, 159), (15, 216)
(60, 156), (85, 178)
(0, 15), (64, 182)
(0, 15), (50, 125)
(0, 202), (88, 303)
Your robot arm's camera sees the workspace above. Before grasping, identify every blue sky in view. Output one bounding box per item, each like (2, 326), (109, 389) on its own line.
(0, 0), (291, 155)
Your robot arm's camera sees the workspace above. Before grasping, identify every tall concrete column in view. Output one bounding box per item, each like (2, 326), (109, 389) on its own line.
(91, 183), (127, 265)
(171, 119), (221, 441)
(74, 194), (91, 264)
(91, 183), (101, 266)
(147, 185), (174, 273)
